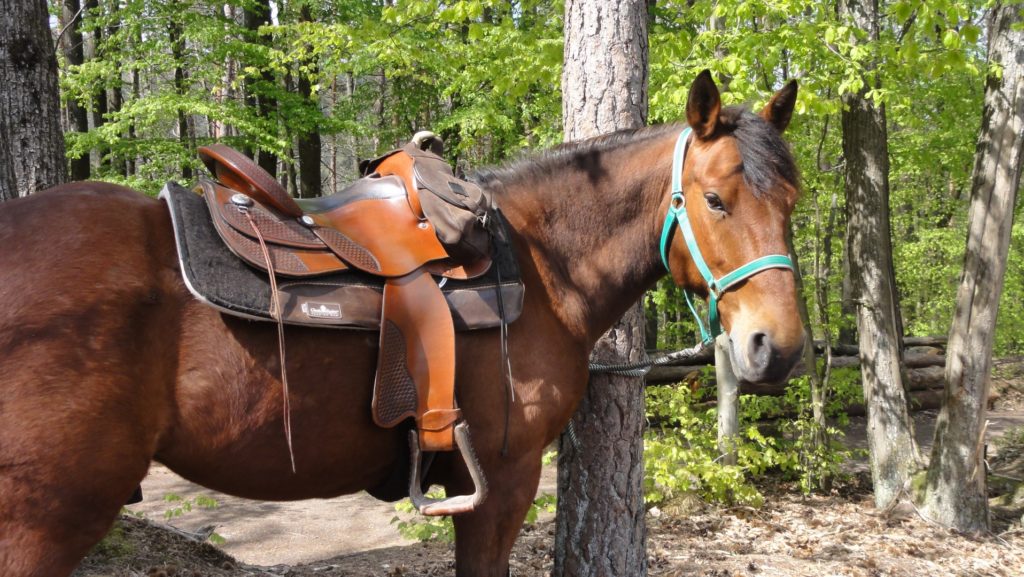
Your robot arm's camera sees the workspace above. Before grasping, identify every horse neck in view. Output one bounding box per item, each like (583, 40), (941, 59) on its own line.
(494, 135), (675, 347)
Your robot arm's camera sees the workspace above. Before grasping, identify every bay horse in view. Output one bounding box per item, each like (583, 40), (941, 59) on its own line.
(0, 71), (802, 577)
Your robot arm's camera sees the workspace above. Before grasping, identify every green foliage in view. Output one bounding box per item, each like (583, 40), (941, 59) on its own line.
(160, 493), (225, 543)
(645, 367), (858, 507)
(392, 490), (455, 542)
(162, 493), (219, 520)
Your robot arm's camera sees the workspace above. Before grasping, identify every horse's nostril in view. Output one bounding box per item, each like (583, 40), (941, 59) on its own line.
(747, 331), (772, 370)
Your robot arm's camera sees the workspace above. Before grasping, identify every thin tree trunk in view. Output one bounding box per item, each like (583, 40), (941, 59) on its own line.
(789, 222), (828, 454)
(295, 3), (322, 198)
(0, 0), (68, 196)
(84, 0), (109, 171)
(838, 0), (920, 509)
(106, 5), (126, 177)
(61, 0), (91, 180)
(920, 2), (1024, 534)
(553, 2), (649, 576)
(244, 0), (278, 178)
(169, 15), (191, 180)
(715, 333), (739, 466)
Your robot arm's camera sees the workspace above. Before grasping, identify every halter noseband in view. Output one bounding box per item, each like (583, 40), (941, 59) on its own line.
(659, 127), (795, 344)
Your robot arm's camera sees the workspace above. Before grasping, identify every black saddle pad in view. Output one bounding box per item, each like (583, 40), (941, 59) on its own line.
(160, 181), (523, 331)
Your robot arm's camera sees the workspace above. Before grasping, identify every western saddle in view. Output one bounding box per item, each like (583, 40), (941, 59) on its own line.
(196, 134), (496, 516)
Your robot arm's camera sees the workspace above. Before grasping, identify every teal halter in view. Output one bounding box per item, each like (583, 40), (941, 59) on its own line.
(659, 127), (795, 344)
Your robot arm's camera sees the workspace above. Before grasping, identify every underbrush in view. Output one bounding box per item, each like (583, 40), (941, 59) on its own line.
(644, 366), (862, 508)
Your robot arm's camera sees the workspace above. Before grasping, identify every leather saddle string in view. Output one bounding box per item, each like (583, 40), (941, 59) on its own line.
(496, 254), (514, 457)
(243, 208), (297, 473)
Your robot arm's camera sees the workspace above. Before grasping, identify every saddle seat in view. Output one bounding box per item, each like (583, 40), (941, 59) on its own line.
(196, 138), (495, 516)
(200, 144), (460, 279)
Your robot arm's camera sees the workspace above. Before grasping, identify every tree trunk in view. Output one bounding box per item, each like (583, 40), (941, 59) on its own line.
(0, 0), (68, 196)
(84, 0), (109, 171)
(295, 3), (322, 198)
(61, 0), (91, 180)
(244, 0), (279, 178)
(838, 0), (920, 508)
(106, 7), (126, 177)
(919, 2), (1024, 534)
(715, 333), (739, 466)
(0, 121), (17, 201)
(553, 2), (649, 576)
(169, 15), (191, 180)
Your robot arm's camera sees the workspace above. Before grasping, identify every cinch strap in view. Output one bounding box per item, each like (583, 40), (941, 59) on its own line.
(659, 127), (794, 343)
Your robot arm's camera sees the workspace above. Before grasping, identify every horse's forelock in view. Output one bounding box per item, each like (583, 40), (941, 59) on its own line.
(718, 106), (800, 202)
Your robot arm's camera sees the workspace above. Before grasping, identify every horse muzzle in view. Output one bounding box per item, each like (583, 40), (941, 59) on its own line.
(727, 329), (803, 385)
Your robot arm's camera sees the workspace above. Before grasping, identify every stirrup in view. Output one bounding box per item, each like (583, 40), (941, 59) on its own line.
(408, 421), (488, 516)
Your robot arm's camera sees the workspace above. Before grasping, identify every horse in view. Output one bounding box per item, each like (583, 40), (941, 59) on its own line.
(0, 71), (802, 577)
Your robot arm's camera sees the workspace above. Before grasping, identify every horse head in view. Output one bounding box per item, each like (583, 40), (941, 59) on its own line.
(662, 71), (804, 384)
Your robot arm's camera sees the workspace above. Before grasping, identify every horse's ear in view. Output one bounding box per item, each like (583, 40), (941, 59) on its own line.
(760, 80), (798, 133)
(686, 70), (721, 140)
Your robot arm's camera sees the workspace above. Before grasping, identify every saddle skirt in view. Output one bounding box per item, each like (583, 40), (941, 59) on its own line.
(161, 181), (523, 332)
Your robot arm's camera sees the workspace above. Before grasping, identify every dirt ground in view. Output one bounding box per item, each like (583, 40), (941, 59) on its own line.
(73, 381), (1024, 577)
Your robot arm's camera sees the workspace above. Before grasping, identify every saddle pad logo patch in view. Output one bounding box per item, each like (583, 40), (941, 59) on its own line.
(301, 302), (343, 319)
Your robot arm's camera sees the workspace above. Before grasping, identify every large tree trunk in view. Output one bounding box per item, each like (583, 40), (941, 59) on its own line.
(0, 0), (68, 196)
(919, 2), (1024, 534)
(0, 121), (17, 201)
(553, 2), (649, 576)
(838, 0), (920, 508)
(61, 0), (91, 180)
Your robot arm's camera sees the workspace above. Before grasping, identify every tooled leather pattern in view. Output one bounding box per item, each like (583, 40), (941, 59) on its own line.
(218, 224), (310, 275)
(314, 228), (381, 273)
(374, 320), (418, 426)
(220, 202), (323, 248)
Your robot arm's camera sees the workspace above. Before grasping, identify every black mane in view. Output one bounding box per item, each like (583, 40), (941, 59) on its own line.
(470, 106), (798, 199)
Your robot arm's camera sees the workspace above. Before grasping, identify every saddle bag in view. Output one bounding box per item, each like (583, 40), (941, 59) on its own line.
(362, 142), (494, 263)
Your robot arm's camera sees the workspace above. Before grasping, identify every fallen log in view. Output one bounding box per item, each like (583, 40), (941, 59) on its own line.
(645, 365), (946, 392)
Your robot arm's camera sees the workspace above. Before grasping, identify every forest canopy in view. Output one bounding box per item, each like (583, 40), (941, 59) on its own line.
(53, 0), (1023, 353)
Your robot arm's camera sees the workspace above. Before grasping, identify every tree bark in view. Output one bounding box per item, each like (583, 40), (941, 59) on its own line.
(84, 0), (109, 171)
(295, 3), (322, 198)
(169, 14), (191, 180)
(553, 2), (649, 576)
(920, 2), (1024, 534)
(244, 0), (279, 178)
(61, 0), (91, 180)
(0, 121), (17, 201)
(715, 333), (739, 466)
(0, 0), (68, 196)
(838, 0), (920, 509)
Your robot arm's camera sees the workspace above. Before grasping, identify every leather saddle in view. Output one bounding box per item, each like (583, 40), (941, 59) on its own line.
(196, 135), (497, 516)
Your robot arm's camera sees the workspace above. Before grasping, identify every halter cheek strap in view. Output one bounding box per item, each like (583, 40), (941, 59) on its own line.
(659, 127), (795, 343)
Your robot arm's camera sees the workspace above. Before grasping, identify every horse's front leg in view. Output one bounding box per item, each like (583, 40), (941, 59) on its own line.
(448, 449), (542, 577)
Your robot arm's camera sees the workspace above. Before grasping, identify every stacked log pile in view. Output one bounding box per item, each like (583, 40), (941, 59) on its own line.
(645, 336), (953, 413)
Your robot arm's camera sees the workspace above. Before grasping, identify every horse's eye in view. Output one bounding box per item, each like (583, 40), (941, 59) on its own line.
(704, 192), (727, 213)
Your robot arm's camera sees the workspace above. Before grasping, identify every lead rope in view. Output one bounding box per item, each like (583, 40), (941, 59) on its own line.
(243, 209), (297, 473)
(587, 340), (710, 376)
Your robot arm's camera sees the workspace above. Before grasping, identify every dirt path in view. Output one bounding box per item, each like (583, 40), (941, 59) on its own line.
(125, 459), (559, 566)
